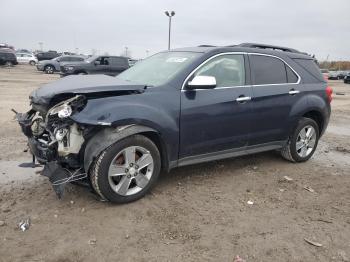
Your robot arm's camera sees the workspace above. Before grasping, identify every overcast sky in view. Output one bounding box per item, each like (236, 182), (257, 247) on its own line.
(1, 0), (349, 60)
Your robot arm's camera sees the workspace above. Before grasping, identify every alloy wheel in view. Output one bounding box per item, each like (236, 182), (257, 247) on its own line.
(108, 146), (154, 196)
(296, 125), (316, 158)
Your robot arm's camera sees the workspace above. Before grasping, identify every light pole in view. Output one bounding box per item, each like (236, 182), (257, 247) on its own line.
(164, 11), (175, 50)
(125, 46), (128, 57)
(38, 42), (43, 51)
(146, 50), (149, 57)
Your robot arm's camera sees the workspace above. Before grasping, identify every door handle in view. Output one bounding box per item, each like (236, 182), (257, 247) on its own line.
(289, 90), (300, 95)
(236, 96), (252, 102)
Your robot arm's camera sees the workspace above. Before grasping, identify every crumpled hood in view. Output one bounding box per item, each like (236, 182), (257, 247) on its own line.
(30, 75), (146, 105)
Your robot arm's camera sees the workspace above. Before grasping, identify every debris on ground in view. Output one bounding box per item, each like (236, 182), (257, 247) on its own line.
(247, 200), (254, 205)
(335, 146), (350, 153)
(252, 166), (258, 170)
(0, 220), (5, 226)
(70, 200), (74, 205)
(81, 208), (85, 213)
(233, 255), (246, 262)
(304, 238), (323, 247)
(88, 239), (97, 245)
(304, 186), (315, 193)
(335, 92), (346, 96)
(283, 176), (293, 182)
(279, 188), (286, 192)
(18, 218), (30, 232)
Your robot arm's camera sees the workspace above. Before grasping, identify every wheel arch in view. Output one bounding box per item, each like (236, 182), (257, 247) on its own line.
(83, 125), (169, 175)
(302, 110), (324, 135)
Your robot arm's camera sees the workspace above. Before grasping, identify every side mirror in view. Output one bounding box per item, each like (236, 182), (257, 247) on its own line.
(94, 61), (99, 66)
(187, 75), (216, 89)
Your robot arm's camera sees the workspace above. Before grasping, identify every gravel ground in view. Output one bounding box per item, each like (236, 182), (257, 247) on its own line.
(0, 65), (349, 262)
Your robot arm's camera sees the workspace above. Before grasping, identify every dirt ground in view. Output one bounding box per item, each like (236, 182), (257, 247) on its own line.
(0, 65), (349, 262)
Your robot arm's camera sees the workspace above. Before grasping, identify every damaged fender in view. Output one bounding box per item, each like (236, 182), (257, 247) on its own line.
(83, 125), (159, 173)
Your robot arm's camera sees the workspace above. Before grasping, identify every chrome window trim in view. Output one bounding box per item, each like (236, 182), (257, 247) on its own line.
(249, 53), (301, 86)
(181, 52), (301, 92)
(181, 52), (247, 91)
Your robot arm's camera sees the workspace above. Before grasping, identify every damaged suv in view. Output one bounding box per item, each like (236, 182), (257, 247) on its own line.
(16, 43), (331, 203)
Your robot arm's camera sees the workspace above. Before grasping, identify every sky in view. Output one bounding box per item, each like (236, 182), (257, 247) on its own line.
(1, 0), (349, 60)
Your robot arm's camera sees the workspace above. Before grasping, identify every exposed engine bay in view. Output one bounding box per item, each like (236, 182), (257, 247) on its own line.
(15, 95), (92, 198)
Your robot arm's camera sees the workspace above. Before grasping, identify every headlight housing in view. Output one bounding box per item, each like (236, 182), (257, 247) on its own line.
(47, 95), (86, 120)
(65, 66), (74, 71)
(50, 104), (73, 118)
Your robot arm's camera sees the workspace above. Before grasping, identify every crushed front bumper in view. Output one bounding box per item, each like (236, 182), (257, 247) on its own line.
(14, 109), (86, 199)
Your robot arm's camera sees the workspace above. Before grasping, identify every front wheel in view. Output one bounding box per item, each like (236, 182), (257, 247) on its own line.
(281, 117), (319, 162)
(90, 135), (161, 203)
(44, 65), (55, 74)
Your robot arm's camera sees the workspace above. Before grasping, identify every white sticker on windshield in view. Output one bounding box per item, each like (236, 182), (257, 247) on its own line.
(166, 57), (188, 63)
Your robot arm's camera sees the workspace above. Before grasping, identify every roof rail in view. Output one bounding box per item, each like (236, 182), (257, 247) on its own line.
(198, 45), (217, 47)
(235, 43), (300, 53)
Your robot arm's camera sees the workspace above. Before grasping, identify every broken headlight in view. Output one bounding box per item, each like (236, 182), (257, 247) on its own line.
(50, 104), (73, 118)
(48, 95), (86, 120)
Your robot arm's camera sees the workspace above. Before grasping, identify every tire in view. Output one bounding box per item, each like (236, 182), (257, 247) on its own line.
(281, 117), (319, 162)
(29, 60), (36, 66)
(5, 61), (13, 67)
(44, 65), (55, 74)
(90, 134), (161, 203)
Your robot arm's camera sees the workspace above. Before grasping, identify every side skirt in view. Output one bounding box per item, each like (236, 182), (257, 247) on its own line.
(177, 141), (286, 168)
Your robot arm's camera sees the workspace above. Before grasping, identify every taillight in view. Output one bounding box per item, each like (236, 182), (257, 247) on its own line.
(326, 86), (333, 103)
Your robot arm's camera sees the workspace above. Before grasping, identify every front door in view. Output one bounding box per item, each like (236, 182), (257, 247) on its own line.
(180, 54), (254, 159)
(93, 57), (110, 74)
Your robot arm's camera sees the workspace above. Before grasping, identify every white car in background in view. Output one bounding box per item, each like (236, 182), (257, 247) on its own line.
(16, 53), (38, 65)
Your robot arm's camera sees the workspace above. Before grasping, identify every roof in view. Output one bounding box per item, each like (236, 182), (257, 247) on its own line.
(172, 43), (312, 59)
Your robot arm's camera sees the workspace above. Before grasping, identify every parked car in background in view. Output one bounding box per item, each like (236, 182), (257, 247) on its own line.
(320, 69), (329, 81)
(328, 71), (339, 80)
(60, 55), (129, 76)
(0, 49), (18, 66)
(36, 55), (86, 74)
(128, 58), (138, 66)
(36, 51), (60, 61)
(15, 43), (331, 203)
(344, 72), (350, 84)
(16, 53), (38, 65)
(328, 70), (348, 80)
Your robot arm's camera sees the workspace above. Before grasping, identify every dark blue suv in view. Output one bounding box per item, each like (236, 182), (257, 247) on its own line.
(16, 43), (332, 203)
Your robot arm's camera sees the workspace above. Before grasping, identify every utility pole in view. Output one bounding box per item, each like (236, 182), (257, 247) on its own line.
(164, 11), (175, 50)
(146, 50), (149, 57)
(38, 42), (43, 51)
(125, 46), (128, 57)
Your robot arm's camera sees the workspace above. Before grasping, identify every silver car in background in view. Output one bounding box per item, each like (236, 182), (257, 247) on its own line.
(36, 55), (85, 74)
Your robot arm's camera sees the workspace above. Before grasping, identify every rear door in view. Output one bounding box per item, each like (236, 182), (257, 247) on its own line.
(248, 54), (301, 145)
(180, 54), (254, 158)
(109, 57), (129, 75)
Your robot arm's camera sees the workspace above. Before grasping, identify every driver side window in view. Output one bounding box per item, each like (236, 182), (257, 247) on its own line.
(194, 54), (245, 87)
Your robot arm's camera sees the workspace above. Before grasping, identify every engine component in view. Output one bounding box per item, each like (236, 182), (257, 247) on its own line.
(57, 124), (84, 156)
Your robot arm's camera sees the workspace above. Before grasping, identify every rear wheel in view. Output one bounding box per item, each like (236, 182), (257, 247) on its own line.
(281, 117), (319, 162)
(29, 60), (36, 66)
(90, 135), (161, 203)
(44, 65), (55, 74)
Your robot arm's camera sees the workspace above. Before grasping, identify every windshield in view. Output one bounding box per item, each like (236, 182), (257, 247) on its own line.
(85, 56), (98, 63)
(117, 52), (200, 86)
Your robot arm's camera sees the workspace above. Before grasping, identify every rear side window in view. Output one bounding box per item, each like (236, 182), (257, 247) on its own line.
(110, 57), (128, 66)
(250, 55), (288, 85)
(293, 58), (324, 82)
(286, 66), (298, 83)
(71, 57), (84, 62)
